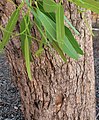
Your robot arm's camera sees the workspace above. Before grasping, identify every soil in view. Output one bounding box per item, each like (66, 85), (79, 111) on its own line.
(0, 54), (24, 120)
(93, 28), (99, 120)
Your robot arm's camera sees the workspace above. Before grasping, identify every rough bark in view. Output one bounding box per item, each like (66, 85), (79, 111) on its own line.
(0, 0), (96, 120)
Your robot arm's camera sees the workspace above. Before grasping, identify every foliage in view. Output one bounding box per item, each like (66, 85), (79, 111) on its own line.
(0, 0), (99, 80)
(69, 0), (99, 14)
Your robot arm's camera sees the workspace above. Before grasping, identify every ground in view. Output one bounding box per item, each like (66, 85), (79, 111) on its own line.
(0, 54), (24, 120)
(93, 28), (99, 120)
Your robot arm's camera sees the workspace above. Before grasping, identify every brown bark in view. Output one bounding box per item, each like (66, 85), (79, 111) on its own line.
(0, 0), (96, 120)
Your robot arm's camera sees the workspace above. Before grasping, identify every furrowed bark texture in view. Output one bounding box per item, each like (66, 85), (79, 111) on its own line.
(1, 0), (96, 120)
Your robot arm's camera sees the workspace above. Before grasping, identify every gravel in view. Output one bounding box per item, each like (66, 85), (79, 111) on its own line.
(0, 54), (24, 120)
(93, 28), (99, 120)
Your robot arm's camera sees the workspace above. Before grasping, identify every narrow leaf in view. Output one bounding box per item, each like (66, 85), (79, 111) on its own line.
(24, 35), (32, 80)
(0, 9), (20, 50)
(64, 16), (80, 35)
(51, 41), (67, 62)
(62, 36), (79, 60)
(43, 0), (57, 12)
(65, 26), (83, 55)
(36, 9), (56, 41)
(28, 5), (80, 60)
(20, 13), (32, 60)
(35, 48), (44, 57)
(56, 4), (65, 45)
(36, 9), (79, 59)
(69, 0), (99, 14)
(20, 16), (26, 55)
(38, 1), (56, 22)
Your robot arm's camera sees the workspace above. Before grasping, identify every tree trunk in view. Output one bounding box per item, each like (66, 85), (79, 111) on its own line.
(1, 0), (96, 120)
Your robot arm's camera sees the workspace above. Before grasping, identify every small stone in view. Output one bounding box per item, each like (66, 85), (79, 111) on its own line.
(14, 106), (18, 110)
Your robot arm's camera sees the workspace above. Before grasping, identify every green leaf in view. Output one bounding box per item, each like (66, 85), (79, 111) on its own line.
(20, 14), (33, 78)
(20, 14), (32, 61)
(25, 0), (30, 6)
(35, 48), (44, 56)
(20, 15), (26, 56)
(0, 9), (20, 50)
(27, 4), (80, 60)
(34, 16), (48, 43)
(64, 16), (80, 35)
(69, 0), (99, 14)
(36, 9), (79, 59)
(38, 1), (56, 22)
(24, 34), (32, 80)
(61, 36), (79, 60)
(36, 9), (56, 42)
(51, 41), (67, 62)
(65, 26), (83, 55)
(26, 0), (55, 38)
(39, 1), (79, 35)
(43, 0), (57, 12)
(56, 4), (65, 45)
